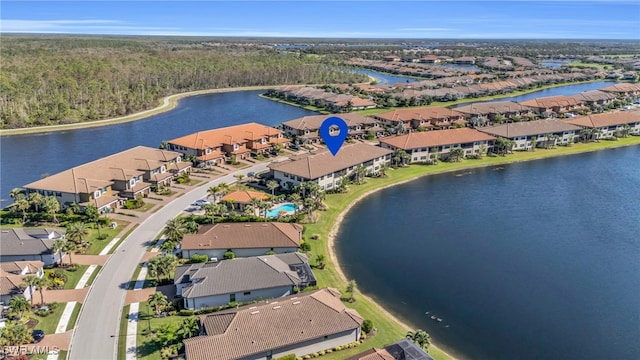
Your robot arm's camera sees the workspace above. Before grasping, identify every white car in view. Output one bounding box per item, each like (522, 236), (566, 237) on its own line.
(191, 199), (211, 206)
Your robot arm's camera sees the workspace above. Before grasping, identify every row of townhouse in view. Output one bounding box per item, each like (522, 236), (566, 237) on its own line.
(24, 146), (191, 213)
(270, 86), (376, 112)
(166, 122), (289, 165)
(281, 113), (384, 143)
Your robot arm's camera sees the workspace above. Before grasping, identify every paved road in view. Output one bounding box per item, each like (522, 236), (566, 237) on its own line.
(68, 162), (274, 360)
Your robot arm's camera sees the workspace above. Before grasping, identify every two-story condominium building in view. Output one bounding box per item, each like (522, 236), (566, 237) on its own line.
(454, 101), (534, 124)
(281, 114), (382, 143)
(23, 146), (189, 212)
(174, 253), (315, 310)
(569, 90), (617, 109)
(599, 83), (640, 99)
(181, 222), (302, 260)
(520, 95), (584, 115)
(379, 128), (496, 163)
(268, 143), (392, 191)
(373, 106), (466, 131)
(564, 111), (640, 138)
(477, 119), (583, 151)
(167, 123), (288, 164)
(183, 288), (363, 360)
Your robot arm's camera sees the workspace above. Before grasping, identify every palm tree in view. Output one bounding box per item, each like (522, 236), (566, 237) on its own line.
(148, 291), (168, 315)
(207, 185), (219, 201)
(379, 163), (389, 177)
(33, 277), (47, 305)
(179, 317), (200, 339)
(354, 165), (367, 185)
(163, 218), (187, 243)
(9, 296), (30, 318)
(243, 204), (255, 217)
(10, 188), (25, 201)
(157, 322), (180, 347)
(234, 174), (245, 183)
(449, 147), (465, 162)
(29, 192), (44, 213)
(84, 204), (101, 235)
(304, 197), (315, 220)
(217, 182), (231, 197)
(22, 275), (40, 306)
(406, 329), (431, 349)
(266, 180), (279, 196)
(14, 198), (30, 223)
(52, 239), (66, 265)
(63, 241), (77, 265)
(66, 222), (89, 245)
(200, 203), (216, 224)
(288, 193), (301, 214)
(257, 200), (271, 218)
(315, 254), (326, 269)
(43, 196), (60, 224)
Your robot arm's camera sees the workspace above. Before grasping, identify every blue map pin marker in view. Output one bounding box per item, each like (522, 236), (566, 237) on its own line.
(319, 116), (348, 156)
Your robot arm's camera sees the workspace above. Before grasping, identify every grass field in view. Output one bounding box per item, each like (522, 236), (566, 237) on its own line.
(61, 265), (89, 289)
(29, 303), (65, 335)
(303, 136), (640, 360)
(565, 61), (611, 70)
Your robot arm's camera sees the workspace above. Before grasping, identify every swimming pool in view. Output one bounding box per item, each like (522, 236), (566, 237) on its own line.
(266, 203), (298, 217)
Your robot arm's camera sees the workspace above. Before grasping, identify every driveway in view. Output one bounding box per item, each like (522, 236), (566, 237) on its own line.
(68, 162), (274, 360)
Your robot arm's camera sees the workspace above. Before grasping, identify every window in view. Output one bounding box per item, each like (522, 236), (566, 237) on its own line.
(230, 294), (236, 302)
(94, 190), (101, 199)
(161, 165), (166, 173)
(130, 178), (136, 187)
(205, 148), (211, 154)
(243, 291), (251, 296)
(55, 192), (62, 197)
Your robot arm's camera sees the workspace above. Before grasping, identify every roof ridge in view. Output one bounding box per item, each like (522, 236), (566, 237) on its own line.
(271, 223), (300, 247)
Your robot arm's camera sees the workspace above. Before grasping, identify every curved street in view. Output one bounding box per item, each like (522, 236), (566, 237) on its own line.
(68, 162), (274, 360)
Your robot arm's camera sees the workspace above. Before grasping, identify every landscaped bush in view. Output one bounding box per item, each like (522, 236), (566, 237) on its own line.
(265, 250), (276, 255)
(190, 253), (208, 263)
(299, 242), (311, 252)
(274, 354), (296, 360)
(96, 233), (108, 240)
(178, 309), (194, 316)
(66, 264), (79, 272)
(35, 309), (49, 317)
(223, 250), (235, 260)
(362, 319), (373, 334)
(310, 234), (320, 240)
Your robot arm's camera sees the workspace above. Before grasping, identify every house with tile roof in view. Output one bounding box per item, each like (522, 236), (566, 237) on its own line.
(181, 222), (302, 260)
(478, 119), (582, 150)
(23, 146), (189, 212)
(174, 253), (315, 310)
(569, 90), (617, 109)
(599, 83), (640, 98)
(348, 339), (434, 360)
(520, 95), (584, 115)
(379, 128), (495, 163)
(454, 101), (533, 124)
(0, 228), (65, 265)
(373, 107), (466, 131)
(0, 260), (44, 304)
(282, 113), (383, 143)
(564, 110), (640, 138)
(167, 123), (288, 164)
(219, 190), (269, 213)
(183, 287), (363, 360)
(268, 143), (392, 191)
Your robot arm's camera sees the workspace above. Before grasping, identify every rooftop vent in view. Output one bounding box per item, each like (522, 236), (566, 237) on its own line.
(250, 310), (260, 315)
(293, 301), (301, 305)
(273, 306), (281, 310)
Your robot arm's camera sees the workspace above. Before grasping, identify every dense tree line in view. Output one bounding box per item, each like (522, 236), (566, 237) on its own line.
(0, 36), (366, 129)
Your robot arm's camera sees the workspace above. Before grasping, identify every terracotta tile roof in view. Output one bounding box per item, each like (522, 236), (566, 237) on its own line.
(520, 95), (582, 109)
(268, 143), (392, 180)
(0, 261), (44, 275)
(183, 288), (363, 360)
(455, 101), (530, 115)
(375, 107), (464, 123)
(347, 348), (395, 360)
(0, 274), (23, 297)
(478, 119), (582, 138)
(564, 111), (640, 128)
(220, 190), (269, 204)
(283, 113), (377, 131)
(181, 222), (302, 251)
(380, 128), (496, 150)
(24, 146), (183, 194)
(168, 123), (284, 150)
(599, 83), (640, 93)
(570, 90), (616, 102)
(197, 151), (225, 161)
(175, 253), (310, 299)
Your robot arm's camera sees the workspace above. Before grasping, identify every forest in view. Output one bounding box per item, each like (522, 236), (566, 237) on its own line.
(0, 36), (367, 129)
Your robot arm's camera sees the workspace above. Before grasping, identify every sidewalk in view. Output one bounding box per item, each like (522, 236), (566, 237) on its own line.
(75, 265), (97, 289)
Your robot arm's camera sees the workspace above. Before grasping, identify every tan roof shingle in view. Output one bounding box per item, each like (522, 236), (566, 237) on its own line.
(181, 222), (302, 251)
(380, 128), (496, 150)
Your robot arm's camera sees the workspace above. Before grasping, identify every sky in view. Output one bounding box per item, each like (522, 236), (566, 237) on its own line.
(1, 1), (639, 39)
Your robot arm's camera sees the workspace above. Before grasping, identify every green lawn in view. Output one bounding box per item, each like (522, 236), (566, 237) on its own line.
(65, 302), (82, 331)
(303, 136), (640, 360)
(29, 303), (65, 334)
(86, 221), (130, 255)
(117, 305), (130, 360)
(60, 265), (89, 289)
(130, 202), (156, 212)
(29, 350), (67, 360)
(135, 301), (195, 360)
(565, 61), (611, 70)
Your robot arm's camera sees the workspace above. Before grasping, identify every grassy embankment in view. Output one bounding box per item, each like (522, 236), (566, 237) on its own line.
(565, 62), (612, 70)
(304, 136), (640, 360)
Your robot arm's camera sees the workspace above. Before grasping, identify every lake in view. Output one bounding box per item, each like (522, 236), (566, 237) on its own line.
(0, 90), (317, 201)
(335, 146), (640, 360)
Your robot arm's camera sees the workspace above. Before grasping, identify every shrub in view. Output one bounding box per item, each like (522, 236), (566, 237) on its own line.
(190, 253), (208, 263)
(67, 264), (79, 272)
(299, 242), (311, 252)
(360, 332), (367, 340)
(35, 309), (49, 317)
(318, 351), (325, 356)
(178, 309), (194, 316)
(274, 355), (296, 360)
(223, 250), (235, 260)
(97, 233), (108, 240)
(310, 234), (320, 240)
(362, 319), (373, 334)
(265, 250), (276, 255)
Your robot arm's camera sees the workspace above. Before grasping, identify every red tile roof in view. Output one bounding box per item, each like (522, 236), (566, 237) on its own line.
(168, 123), (284, 150)
(375, 107), (464, 123)
(380, 128), (496, 149)
(564, 111), (640, 128)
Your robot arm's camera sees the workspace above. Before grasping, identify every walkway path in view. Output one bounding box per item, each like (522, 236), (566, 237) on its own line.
(55, 301), (78, 333)
(68, 161), (276, 360)
(75, 265), (97, 289)
(125, 303), (139, 360)
(99, 236), (122, 255)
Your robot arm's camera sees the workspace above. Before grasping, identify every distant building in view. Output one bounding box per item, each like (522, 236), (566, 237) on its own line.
(282, 113), (383, 143)
(564, 111), (640, 138)
(183, 288), (363, 360)
(373, 107), (466, 131)
(0, 260), (44, 304)
(167, 123), (288, 164)
(477, 119), (582, 150)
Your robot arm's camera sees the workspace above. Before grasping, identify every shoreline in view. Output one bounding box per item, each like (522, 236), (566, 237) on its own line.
(324, 138), (640, 359)
(0, 85), (282, 136)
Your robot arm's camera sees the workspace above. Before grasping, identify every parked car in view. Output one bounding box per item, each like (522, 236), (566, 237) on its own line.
(191, 199), (211, 206)
(32, 330), (45, 343)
